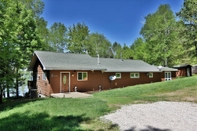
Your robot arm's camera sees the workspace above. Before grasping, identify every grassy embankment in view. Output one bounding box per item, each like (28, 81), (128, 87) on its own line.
(0, 76), (197, 131)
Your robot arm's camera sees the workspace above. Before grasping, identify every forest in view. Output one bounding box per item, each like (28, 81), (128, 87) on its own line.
(0, 0), (197, 103)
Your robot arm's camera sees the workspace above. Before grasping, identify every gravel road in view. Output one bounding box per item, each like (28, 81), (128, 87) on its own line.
(101, 101), (197, 131)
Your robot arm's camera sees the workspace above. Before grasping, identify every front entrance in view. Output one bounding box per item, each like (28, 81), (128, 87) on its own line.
(61, 73), (70, 92)
(187, 67), (191, 76)
(165, 72), (171, 81)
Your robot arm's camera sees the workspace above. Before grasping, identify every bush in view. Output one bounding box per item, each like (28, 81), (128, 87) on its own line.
(24, 92), (30, 98)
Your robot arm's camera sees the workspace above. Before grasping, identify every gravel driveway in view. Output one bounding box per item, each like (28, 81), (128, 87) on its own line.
(101, 101), (197, 131)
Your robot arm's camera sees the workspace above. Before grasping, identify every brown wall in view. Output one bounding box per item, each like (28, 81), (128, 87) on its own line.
(50, 71), (157, 92)
(70, 70), (104, 92)
(34, 61), (177, 96)
(49, 70), (177, 93)
(174, 66), (192, 77)
(50, 70), (61, 93)
(176, 68), (186, 77)
(50, 70), (105, 92)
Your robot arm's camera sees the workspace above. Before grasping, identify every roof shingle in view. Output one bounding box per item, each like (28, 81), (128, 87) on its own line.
(28, 51), (177, 72)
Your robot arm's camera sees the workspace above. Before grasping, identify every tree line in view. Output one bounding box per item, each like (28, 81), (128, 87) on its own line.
(44, 22), (130, 59)
(0, 0), (196, 103)
(132, 1), (197, 67)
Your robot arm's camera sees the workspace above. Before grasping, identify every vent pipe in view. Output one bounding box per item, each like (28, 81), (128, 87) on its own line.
(97, 53), (100, 65)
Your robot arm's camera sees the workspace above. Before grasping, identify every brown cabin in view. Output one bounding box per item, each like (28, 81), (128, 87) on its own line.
(192, 65), (197, 74)
(28, 51), (177, 97)
(173, 65), (192, 77)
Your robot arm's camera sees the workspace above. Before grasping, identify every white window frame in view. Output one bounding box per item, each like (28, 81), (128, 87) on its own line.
(42, 71), (47, 80)
(130, 73), (140, 78)
(77, 72), (88, 81)
(149, 73), (153, 78)
(165, 72), (171, 81)
(115, 73), (121, 79)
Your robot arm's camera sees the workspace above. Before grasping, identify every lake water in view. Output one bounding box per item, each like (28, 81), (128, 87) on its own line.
(4, 86), (29, 98)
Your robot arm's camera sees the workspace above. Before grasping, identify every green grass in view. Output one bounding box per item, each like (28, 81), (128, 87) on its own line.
(0, 98), (113, 131)
(0, 75), (197, 131)
(94, 75), (197, 105)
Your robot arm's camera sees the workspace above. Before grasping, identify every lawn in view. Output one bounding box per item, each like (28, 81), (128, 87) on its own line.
(0, 76), (197, 131)
(94, 75), (197, 106)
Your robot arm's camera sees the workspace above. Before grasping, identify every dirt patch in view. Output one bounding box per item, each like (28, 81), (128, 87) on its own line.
(157, 87), (197, 102)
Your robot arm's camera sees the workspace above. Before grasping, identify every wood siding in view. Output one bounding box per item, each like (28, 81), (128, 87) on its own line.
(34, 62), (177, 96)
(176, 67), (192, 77)
(50, 71), (164, 93)
(176, 68), (187, 77)
(174, 65), (192, 77)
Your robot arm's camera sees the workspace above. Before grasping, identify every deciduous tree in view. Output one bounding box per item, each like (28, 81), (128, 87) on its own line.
(87, 33), (112, 58)
(177, 0), (197, 58)
(130, 38), (149, 61)
(112, 42), (122, 58)
(121, 44), (133, 59)
(0, 0), (44, 102)
(67, 23), (89, 53)
(140, 4), (181, 66)
(48, 22), (67, 52)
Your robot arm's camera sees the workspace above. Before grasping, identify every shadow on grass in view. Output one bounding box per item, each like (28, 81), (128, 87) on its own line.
(0, 111), (92, 131)
(0, 98), (45, 112)
(125, 126), (171, 131)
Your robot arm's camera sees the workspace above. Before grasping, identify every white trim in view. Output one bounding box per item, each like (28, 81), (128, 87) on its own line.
(149, 72), (153, 78)
(77, 72), (88, 81)
(115, 73), (121, 79)
(42, 71), (47, 80)
(130, 73), (140, 78)
(164, 72), (171, 81)
(60, 72), (70, 92)
(35, 52), (46, 70)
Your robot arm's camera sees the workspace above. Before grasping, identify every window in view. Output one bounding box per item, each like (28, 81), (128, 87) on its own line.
(116, 73), (121, 79)
(165, 72), (171, 81)
(77, 72), (88, 81)
(130, 73), (140, 78)
(149, 73), (153, 78)
(42, 71), (47, 80)
(35, 72), (39, 80)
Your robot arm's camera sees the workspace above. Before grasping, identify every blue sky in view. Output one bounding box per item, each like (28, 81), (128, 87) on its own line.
(41, 0), (184, 46)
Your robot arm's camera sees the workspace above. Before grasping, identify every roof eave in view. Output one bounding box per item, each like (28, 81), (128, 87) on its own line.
(161, 70), (178, 72)
(27, 53), (37, 71)
(105, 70), (160, 72)
(43, 67), (107, 71)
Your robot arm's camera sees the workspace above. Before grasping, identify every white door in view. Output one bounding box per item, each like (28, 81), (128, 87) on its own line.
(187, 68), (190, 76)
(165, 72), (171, 81)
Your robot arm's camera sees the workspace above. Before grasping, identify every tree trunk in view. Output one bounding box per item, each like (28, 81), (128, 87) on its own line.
(7, 86), (10, 98)
(195, 42), (197, 56)
(16, 68), (19, 98)
(16, 79), (19, 98)
(0, 89), (3, 104)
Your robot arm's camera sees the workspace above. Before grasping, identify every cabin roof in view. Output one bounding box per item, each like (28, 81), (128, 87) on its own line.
(28, 51), (177, 72)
